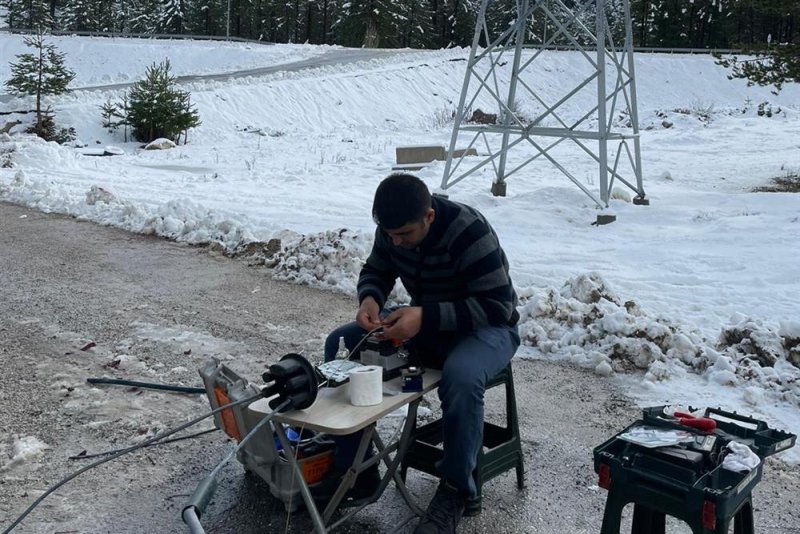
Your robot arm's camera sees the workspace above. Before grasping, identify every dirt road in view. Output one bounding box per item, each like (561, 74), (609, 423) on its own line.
(1, 201), (797, 534)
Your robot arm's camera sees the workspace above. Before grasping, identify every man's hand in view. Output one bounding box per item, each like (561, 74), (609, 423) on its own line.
(381, 306), (423, 340)
(356, 296), (382, 330)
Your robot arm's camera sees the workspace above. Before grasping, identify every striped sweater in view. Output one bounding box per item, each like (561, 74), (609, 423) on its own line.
(357, 196), (519, 341)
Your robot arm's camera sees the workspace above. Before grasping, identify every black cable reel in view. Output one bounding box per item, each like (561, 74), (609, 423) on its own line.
(261, 353), (319, 411)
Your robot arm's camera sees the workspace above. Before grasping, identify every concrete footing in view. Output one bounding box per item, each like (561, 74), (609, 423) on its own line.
(393, 146), (479, 171)
(490, 181), (507, 197)
(596, 214), (617, 225)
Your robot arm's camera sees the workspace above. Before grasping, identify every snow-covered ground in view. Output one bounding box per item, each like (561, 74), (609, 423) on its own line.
(0, 33), (326, 86)
(1, 34), (798, 462)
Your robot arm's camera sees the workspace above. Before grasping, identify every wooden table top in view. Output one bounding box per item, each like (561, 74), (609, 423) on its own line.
(249, 369), (441, 435)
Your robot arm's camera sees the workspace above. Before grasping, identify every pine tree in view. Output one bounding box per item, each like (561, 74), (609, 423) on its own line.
(88, 0), (118, 31)
(0, 0), (23, 29)
(4, 32), (75, 140)
(15, 0), (54, 30)
(101, 96), (131, 141)
(335, 0), (402, 48)
(159, 0), (185, 32)
(128, 0), (161, 33)
(484, 0), (516, 41)
(184, 0), (226, 36)
(448, 0), (481, 48)
(122, 59), (200, 143)
(712, 0), (799, 93)
(111, 0), (141, 32)
(59, 0), (101, 31)
(225, 0), (261, 39)
(399, 0), (435, 49)
(716, 43), (800, 94)
(605, 0), (630, 46)
(630, 0), (658, 46)
(316, 0), (338, 44)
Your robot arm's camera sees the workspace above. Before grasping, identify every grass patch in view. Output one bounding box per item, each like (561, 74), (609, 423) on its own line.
(752, 172), (800, 193)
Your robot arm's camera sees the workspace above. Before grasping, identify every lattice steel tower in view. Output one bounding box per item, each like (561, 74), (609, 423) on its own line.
(441, 0), (648, 222)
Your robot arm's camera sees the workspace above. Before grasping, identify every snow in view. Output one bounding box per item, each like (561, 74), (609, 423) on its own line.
(0, 35), (326, 87)
(0, 435), (49, 473)
(1, 34), (799, 463)
(143, 137), (176, 150)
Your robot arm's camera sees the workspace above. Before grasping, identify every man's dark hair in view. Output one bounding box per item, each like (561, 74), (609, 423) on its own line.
(372, 173), (431, 229)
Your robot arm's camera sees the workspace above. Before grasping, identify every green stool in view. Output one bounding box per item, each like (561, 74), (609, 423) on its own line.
(399, 363), (525, 515)
(600, 476), (755, 534)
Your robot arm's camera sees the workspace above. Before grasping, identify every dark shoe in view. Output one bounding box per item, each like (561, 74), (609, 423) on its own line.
(463, 495), (481, 517)
(309, 463), (381, 503)
(413, 481), (467, 534)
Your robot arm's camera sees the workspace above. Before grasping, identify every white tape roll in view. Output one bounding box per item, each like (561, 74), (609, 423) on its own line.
(349, 365), (383, 406)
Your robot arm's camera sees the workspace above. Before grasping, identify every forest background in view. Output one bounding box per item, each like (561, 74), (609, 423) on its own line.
(1, 0), (797, 52)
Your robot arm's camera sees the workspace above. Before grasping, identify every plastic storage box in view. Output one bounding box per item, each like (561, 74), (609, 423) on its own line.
(593, 406), (796, 534)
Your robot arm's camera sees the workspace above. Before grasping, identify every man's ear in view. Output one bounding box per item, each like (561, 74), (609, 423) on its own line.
(424, 208), (435, 225)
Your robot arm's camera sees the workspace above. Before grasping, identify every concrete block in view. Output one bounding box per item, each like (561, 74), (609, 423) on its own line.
(396, 145), (446, 164)
(392, 163), (428, 171)
(595, 214), (617, 225)
(453, 148), (478, 159)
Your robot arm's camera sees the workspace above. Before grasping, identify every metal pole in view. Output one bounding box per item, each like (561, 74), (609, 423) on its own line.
(494, 0), (529, 197)
(596, 0), (609, 206)
(441, 0), (490, 193)
(623, 0), (645, 198)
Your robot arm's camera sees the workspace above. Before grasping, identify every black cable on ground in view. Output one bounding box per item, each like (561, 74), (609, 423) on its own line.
(68, 428), (220, 461)
(2, 393), (261, 534)
(87, 377), (206, 394)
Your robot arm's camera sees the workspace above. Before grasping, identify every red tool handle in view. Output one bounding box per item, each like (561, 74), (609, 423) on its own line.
(675, 412), (717, 432)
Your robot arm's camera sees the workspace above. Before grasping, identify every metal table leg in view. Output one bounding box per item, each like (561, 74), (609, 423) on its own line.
(273, 422), (327, 533)
(373, 399), (427, 517)
(273, 397), (427, 533)
(322, 426), (376, 523)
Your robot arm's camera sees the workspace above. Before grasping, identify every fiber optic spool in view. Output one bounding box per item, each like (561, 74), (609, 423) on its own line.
(261, 353), (319, 412)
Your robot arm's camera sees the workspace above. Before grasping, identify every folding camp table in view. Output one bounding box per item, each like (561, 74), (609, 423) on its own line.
(249, 369), (442, 533)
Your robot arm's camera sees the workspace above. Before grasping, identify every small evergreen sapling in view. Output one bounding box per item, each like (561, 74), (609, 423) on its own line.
(101, 95), (130, 141)
(4, 31), (76, 142)
(123, 59), (200, 144)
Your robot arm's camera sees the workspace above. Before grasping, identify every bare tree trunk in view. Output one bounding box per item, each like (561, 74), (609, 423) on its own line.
(363, 16), (379, 48)
(293, 0), (300, 42)
(450, 0), (461, 47)
(305, 0), (313, 43)
(639, 1), (649, 47)
(322, 0), (329, 44)
(36, 41), (43, 133)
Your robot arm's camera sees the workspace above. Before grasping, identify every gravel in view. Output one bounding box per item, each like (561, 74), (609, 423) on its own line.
(1, 201), (797, 534)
